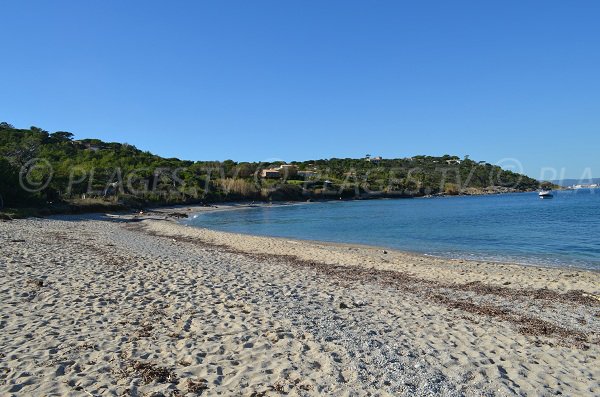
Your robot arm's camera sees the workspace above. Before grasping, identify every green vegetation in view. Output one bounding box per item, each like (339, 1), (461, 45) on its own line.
(0, 122), (541, 215)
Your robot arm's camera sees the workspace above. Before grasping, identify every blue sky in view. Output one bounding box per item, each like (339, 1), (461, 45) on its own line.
(1, 1), (599, 179)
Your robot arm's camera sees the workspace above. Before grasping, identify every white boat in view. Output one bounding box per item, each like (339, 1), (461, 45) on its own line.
(539, 190), (554, 199)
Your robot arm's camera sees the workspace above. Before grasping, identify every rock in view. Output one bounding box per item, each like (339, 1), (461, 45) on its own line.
(339, 302), (349, 309)
(168, 212), (188, 219)
(383, 250), (388, 254)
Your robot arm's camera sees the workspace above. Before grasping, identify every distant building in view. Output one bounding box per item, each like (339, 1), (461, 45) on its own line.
(260, 164), (301, 178)
(260, 169), (280, 178)
(366, 156), (383, 164)
(572, 184), (600, 189)
(278, 164), (298, 176)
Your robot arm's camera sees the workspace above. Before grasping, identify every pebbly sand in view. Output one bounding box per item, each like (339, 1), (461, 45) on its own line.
(1, 205), (599, 396)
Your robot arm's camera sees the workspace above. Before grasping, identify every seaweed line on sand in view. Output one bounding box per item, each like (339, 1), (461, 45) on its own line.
(129, 222), (599, 349)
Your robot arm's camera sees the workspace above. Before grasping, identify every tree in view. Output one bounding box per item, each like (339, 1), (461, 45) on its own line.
(51, 131), (74, 142)
(0, 157), (31, 207)
(0, 122), (14, 129)
(30, 126), (48, 134)
(0, 122), (541, 208)
(3, 133), (43, 167)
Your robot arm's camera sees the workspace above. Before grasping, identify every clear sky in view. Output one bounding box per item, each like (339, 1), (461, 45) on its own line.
(1, 1), (599, 179)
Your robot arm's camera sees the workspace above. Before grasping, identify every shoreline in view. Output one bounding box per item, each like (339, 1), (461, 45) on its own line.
(142, 216), (600, 295)
(46, 198), (600, 278)
(175, 199), (600, 274)
(47, 204), (600, 295)
(0, 188), (536, 220)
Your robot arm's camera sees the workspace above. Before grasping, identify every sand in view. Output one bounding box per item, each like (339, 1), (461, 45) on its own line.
(1, 207), (599, 396)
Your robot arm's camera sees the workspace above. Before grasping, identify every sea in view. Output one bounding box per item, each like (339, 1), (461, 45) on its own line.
(185, 189), (600, 271)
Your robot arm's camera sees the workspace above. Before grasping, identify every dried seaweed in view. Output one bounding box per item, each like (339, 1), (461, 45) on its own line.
(186, 378), (209, 394)
(134, 223), (600, 348)
(121, 360), (178, 384)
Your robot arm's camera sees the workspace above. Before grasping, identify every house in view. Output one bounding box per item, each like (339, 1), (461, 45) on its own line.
(260, 169), (280, 178)
(277, 164), (298, 176)
(366, 156), (383, 164)
(260, 164), (301, 179)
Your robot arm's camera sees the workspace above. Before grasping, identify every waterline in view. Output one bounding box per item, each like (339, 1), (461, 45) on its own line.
(186, 190), (600, 270)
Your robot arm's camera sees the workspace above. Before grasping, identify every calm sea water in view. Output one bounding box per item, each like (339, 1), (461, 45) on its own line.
(186, 190), (600, 270)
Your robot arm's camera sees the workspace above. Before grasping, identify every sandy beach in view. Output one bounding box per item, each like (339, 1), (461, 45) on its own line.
(1, 206), (599, 396)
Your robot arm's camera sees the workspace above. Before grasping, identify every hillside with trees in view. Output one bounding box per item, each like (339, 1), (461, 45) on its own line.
(0, 123), (541, 213)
